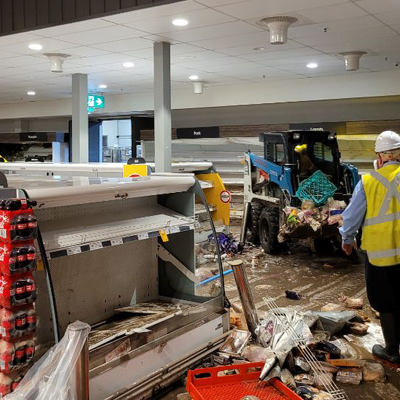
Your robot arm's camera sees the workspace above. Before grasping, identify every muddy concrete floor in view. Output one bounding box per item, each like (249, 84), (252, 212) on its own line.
(160, 231), (400, 400)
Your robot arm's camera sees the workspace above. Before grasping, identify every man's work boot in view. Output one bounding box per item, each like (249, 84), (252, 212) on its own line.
(372, 312), (400, 366)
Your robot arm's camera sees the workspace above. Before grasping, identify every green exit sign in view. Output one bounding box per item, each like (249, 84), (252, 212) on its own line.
(87, 94), (105, 109)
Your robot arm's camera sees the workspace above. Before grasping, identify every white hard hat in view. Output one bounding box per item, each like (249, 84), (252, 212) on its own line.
(375, 130), (400, 152)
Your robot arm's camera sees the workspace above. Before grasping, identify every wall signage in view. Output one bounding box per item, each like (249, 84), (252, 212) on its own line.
(176, 126), (219, 139)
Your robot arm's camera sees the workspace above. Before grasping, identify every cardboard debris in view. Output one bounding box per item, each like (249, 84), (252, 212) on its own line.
(348, 322), (369, 336)
(327, 359), (366, 368)
(321, 303), (345, 312)
(363, 362), (386, 383)
(339, 294), (363, 310)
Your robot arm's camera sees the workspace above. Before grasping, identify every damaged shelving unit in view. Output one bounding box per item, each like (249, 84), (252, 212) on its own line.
(13, 174), (229, 400)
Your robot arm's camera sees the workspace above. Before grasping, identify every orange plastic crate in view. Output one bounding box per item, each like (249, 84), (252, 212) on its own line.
(187, 362), (302, 400)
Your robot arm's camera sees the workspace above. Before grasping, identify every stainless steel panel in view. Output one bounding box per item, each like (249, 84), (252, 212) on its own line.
(49, 239), (158, 333)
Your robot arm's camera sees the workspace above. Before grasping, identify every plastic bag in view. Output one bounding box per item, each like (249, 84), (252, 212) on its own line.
(5, 321), (90, 400)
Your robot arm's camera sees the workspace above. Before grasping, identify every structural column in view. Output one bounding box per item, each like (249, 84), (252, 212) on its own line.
(153, 42), (172, 172)
(72, 74), (88, 163)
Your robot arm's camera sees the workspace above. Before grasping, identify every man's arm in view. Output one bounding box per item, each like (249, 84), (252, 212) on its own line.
(339, 180), (366, 253)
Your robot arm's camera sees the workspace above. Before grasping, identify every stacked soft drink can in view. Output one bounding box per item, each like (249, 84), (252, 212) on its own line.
(0, 199), (37, 397)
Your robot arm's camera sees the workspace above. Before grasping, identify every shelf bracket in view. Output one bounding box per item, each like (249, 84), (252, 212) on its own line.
(157, 244), (200, 284)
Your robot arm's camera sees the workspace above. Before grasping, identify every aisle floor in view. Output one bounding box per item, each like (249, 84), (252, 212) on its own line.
(162, 243), (400, 400)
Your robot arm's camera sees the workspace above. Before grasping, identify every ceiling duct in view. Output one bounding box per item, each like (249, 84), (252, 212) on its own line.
(259, 16), (298, 45)
(193, 82), (204, 94)
(340, 51), (367, 71)
(43, 53), (70, 73)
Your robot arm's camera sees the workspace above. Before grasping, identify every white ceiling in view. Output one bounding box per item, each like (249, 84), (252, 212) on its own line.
(1, 0), (400, 104)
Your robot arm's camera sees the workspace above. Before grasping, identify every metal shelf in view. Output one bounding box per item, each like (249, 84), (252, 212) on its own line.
(40, 205), (195, 259)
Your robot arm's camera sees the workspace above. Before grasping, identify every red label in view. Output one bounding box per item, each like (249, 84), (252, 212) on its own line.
(16, 317), (26, 327)
(17, 224), (27, 230)
(27, 254), (35, 261)
(26, 346), (34, 356)
(15, 350), (24, 358)
(16, 286), (25, 294)
(27, 315), (36, 324)
(28, 222), (37, 228)
(9, 257), (16, 264)
(26, 283), (35, 292)
(11, 382), (19, 390)
(17, 255), (26, 262)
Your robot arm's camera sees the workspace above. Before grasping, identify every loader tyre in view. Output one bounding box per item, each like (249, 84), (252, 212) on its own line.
(246, 203), (262, 245)
(259, 207), (280, 254)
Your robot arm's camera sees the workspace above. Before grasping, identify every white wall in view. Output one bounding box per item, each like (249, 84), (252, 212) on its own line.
(1, 70), (400, 120)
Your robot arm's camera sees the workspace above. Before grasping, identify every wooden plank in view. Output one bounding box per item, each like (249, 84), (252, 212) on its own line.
(49, 0), (63, 23)
(62, 0), (76, 21)
(76, 0), (90, 18)
(36, 0), (50, 26)
(90, 0), (105, 15)
(1, 0), (14, 33)
(24, 0), (37, 29)
(105, 0), (121, 12)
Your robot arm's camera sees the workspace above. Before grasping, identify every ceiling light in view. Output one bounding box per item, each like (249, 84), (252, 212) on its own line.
(28, 43), (43, 51)
(253, 47), (266, 51)
(172, 18), (188, 27)
(27, 91), (36, 96)
(307, 63), (318, 69)
(189, 75), (199, 81)
(98, 84), (107, 89)
(340, 51), (367, 71)
(258, 16), (298, 45)
(123, 62), (135, 68)
(180, 55), (196, 60)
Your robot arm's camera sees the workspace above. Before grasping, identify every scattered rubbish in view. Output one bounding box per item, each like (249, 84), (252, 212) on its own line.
(255, 319), (274, 347)
(312, 311), (356, 335)
(208, 232), (240, 256)
(285, 290), (303, 300)
(295, 385), (319, 399)
(295, 357), (311, 372)
(348, 322), (368, 336)
(362, 362), (386, 382)
(315, 361), (338, 374)
(230, 309), (248, 331)
(176, 393), (191, 400)
(314, 372), (333, 390)
(336, 368), (363, 385)
(280, 368), (296, 390)
(320, 303), (344, 312)
(295, 373), (315, 386)
(220, 329), (251, 355)
(315, 341), (341, 359)
(327, 359), (365, 368)
(321, 263), (335, 270)
(339, 294), (363, 310)
(242, 345), (273, 363)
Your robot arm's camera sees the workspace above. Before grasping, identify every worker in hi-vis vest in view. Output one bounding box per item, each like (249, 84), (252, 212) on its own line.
(340, 130), (400, 366)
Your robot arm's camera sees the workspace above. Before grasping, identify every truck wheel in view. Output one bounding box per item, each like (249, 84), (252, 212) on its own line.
(246, 203), (262, 245)
(259, 207), (280, 254)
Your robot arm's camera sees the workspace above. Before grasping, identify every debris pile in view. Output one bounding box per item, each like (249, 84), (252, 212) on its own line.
(278, 198), (347, 243)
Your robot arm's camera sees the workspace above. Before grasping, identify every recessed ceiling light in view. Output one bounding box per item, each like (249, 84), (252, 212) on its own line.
(172, 18), (189, 27)
(253, 47), (266, 51)
(27, 91), (36, 96)
(28, 43), (43, 51)
(98, 84), (107, 89)
(180, 55), (197, 60)
(189, 75), (199, 81)
(307, 62), (318, 69)
(123, 62), (135, 68)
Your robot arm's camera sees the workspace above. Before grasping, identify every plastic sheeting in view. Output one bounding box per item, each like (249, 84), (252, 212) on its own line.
(6, 321), (90, 400)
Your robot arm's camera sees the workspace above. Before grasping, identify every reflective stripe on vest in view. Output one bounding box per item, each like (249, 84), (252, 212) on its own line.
(362, 164), (400, 267)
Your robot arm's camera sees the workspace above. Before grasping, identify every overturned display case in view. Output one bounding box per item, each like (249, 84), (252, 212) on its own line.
(9, 174), (229, 399)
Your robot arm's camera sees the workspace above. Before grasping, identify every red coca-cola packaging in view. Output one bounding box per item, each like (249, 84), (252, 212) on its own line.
(0, 242), (37, 276)
(0, 305), (35, 340)
(0, 199), (37, 243)
(11, 375), (22, 392)
(0, 340), (15, 373)
(0, 274), (36, 308)
(0, 373), (11, 397)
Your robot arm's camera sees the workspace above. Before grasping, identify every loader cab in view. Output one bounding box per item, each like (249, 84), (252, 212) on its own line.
(259, 130), (342, 191)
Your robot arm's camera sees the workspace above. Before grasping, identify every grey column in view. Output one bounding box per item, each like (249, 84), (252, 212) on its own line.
(153, 42), (172, 172)
(72, 74), (88, 163)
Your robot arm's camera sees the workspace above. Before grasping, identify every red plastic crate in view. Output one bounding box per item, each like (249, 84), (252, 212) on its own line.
(187, 362), (302, 400)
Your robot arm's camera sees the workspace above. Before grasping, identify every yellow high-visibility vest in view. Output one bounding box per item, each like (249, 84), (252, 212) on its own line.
(362, 164), (400, 266)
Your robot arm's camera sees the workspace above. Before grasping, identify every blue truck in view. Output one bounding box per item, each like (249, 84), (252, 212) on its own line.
(240, 130), (359, 254)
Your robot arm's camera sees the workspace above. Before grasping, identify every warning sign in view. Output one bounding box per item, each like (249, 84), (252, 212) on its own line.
(220, 190), (231, 204)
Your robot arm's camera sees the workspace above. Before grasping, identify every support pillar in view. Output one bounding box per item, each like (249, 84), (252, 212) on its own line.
(72, 74), (88, 163)
(153, 42), (172, 172)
